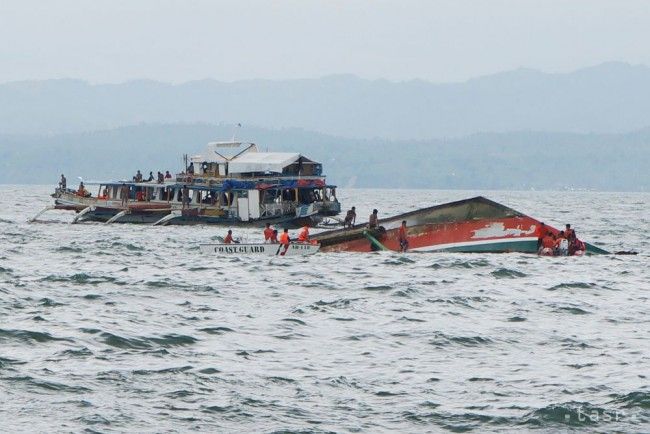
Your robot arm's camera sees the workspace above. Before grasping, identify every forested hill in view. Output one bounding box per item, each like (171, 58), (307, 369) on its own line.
(1, 123), (648, 191)
(2, 62), (650, 139)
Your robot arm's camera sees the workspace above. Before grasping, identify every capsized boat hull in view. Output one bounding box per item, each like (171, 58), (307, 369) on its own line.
(199, 242), (320, 256)
(313, 196), (609, 254)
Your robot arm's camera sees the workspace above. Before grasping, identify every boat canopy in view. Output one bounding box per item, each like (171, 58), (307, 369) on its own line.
(228, 152), (302, 174)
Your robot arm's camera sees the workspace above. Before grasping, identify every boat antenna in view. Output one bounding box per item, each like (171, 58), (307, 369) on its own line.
(231, 123), (242, 142)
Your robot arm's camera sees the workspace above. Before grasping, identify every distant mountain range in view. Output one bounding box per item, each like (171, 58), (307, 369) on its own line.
(1, 123), (648, 191)
(2, 62), (650, 139)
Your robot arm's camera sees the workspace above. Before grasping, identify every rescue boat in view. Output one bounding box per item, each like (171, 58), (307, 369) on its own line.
(199, 242), (320, 256)
(313, 196), (609, 254)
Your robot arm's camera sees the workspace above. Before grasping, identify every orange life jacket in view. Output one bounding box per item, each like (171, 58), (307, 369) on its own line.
(297, 227), (309, 242)
(542, 236), (555, 248)
(264, 227), (274, 240)
(279, 232), (290, 245)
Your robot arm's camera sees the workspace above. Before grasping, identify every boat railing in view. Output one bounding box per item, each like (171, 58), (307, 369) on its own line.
(260, 202), (295, 218)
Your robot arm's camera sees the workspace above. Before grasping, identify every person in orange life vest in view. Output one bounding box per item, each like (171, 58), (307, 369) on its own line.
(398, 220), (409, 252)
(270, 229), (279, 244)
(279, 228), (290, 246)
(76, 181), (86, 197)
(368, 209), (379, 229)
(536, 222), (547, 249)
(263, 223), (274, 243)
(541, 232), (556, 249)
(224, 229), (234, 244)
(297, 226), (310, 242)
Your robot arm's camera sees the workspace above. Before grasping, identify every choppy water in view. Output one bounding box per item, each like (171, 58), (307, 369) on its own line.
(1, 186), (648, 433)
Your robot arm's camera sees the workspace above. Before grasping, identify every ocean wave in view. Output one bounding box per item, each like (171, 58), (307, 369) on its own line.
(4, 375), (91, 394)
(0, 328), (72, 344)
(547, 282), (596, 291)
(490, 268), (527, 278)
(100, 332), (198, 350)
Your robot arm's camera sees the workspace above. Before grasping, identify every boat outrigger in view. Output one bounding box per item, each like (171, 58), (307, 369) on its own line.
(43, 141), (340, 227)
(313, 196), (609, 255)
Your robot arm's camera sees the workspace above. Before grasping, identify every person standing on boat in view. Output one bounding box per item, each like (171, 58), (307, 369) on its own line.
(59, 174), (66, 190)
(264, 223), (274, 243)
(398, 220), (409, 252)
(121, 183), (129, 206)
(224, 230), (234, 244)
(368, 209), (379, 229)
(344, 206), (356, 228)
(536, 222), (548, 250)
(182, 185), (190, 209)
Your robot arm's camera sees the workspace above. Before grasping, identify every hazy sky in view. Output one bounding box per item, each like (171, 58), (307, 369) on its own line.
(1, 0), (649, 84)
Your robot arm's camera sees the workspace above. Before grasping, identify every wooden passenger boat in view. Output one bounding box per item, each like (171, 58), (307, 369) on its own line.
(37, 141), (341, 226)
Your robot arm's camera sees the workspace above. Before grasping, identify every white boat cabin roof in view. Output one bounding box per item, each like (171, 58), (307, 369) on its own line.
(228, 152), (302, 174)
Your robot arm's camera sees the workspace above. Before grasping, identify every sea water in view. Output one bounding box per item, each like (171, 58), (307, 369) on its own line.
(0, 186), (648, 433)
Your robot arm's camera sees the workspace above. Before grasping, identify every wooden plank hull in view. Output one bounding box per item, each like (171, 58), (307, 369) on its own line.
(314, 196), (609, 254)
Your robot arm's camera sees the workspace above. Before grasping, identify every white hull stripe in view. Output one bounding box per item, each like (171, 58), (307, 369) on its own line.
(411, 237), (538, 252)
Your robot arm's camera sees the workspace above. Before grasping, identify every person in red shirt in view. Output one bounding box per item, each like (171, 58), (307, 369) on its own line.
(263, 223), (274, 243)
(224, 230), (234, 244)
(564, 224), (575, 240)
(270, 229), (279, 244)
(398, 220), (409, 252)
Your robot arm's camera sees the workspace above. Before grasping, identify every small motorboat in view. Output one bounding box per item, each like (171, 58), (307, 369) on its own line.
(199, 242), (320, 256)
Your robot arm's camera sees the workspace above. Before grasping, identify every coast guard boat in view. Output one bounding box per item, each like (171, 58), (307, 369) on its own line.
(43, 141), (340, 226)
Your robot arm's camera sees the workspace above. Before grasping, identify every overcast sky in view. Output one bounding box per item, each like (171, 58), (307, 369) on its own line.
(1, 0), (649, 84)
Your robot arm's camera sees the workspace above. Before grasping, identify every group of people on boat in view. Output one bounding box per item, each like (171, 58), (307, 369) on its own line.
(344, 207), (380, 229)
(537, 223), (586, 256)
(132, 170), (173, 183)
(222, 223), (314, 246)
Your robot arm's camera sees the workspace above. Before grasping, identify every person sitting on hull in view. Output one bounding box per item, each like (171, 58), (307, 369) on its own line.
(368, 209), (379, 229)
(539, 231), (556, 256)
(76, 181), (87, 197)
(344, 206), (356, 228)
(569, 232), (586, 256)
